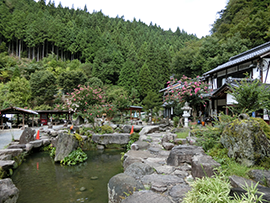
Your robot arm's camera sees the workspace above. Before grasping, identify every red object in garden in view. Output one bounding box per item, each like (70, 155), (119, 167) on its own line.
(36, 130), (40, 140)
(130, 125), (134, 135)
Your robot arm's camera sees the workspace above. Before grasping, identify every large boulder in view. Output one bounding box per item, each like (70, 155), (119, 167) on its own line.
(130, 140), (150, 150)
(19, 127), (36, 144)
(122, 190), (172, 203)
(108, 173), (144, 203)
(0, 160), (15, 171)
(248, 170), (270, 187)
(169, 184), (192, 202)
(0, 178), (19, 203)
(0, 149), (23, 161)
(123, 150), (154, 170)
(139, 126), (160, 139)
(141, 174), (184, 192)
(229, 175), (270, 202)
(92, 133), (130, 145)
(124, 162), (154, 179)
(123, 125), (143, 133)
(74, 115), (84, 125)
(221, 118), (270, 167)
(54, 133), (79, 162)
(167, 145), (205, 166)
(191, 154), (220, 178)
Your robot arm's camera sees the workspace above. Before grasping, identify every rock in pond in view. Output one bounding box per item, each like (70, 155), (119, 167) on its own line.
(122, 190), (171, 203)
(108, 173), (144, 203)
(54, 133), (79, 162)
(0, 178), (19, 203)
(92, 133), (130, 145)
(19, 127), (36, 144)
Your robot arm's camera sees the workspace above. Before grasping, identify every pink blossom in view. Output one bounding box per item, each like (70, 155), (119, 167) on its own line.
(74, 99), (76, 101)
(190, 93), (192, 96)
(195, 88), (200, 94)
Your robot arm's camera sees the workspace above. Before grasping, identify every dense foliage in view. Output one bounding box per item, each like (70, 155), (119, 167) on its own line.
(0, 0), (197, 107)
(228, 78), (270, 115)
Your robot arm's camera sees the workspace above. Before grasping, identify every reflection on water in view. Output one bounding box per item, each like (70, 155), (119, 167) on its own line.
(12, 150), (123, 203)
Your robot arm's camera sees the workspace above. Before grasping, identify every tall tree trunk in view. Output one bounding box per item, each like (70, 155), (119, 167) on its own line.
(42, 41), (45, 59)
(8, 42), (10, 53)
(46, 40), (48, 57)
(71, 53), (74, 60)
(37, 45), (39, 62)
(16, 38), (18, 57)
(18, 39), (21, 59)
(61, 49), (63, 61)
(56, 46), (59, 60)
(12, 40), (14, 55)
(52, 43), (54, 54)
(32, 47), (35, 60)
(28, 47), (30, 59)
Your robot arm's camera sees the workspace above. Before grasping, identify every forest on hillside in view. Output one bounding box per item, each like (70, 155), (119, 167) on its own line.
(0, 0), (270, 111)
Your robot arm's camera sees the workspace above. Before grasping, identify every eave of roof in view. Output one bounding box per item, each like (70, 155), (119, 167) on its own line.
(0, 107), (38, 115)
(203, 41), (270, 76)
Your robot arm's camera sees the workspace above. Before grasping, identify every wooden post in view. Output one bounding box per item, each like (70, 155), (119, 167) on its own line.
(32, 114), (34, 127)
(22, 114), (25, 127)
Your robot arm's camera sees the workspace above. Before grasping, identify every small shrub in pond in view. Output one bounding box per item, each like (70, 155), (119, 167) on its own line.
(60, 148), (87, 166)
(50, 147), (56, 158)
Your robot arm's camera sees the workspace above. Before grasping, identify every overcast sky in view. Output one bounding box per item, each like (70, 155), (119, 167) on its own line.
(42, 0), (228, 38)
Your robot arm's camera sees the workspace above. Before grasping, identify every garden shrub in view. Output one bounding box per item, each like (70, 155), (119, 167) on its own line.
(173, 116), (180, 128)
(183, 173), (264, 203)
(194, 127), (222, 152)
(100, 125), (113, 134)
(126, 132), (140, 151)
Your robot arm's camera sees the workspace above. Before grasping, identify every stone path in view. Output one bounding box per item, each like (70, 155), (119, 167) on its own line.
(108, 127), (200, 203)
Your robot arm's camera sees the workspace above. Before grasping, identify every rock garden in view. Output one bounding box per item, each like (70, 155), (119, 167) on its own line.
(1, 113), (270, 203)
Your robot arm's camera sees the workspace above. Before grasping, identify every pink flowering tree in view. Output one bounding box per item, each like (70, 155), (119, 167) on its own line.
(65, 84), (120, 126)
(164, 75), (209, 121)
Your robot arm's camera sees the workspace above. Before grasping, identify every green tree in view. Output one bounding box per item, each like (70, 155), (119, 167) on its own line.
(87, 77), (103, 88)
(6, 77), (31, 107)
(142, 91), (162, 122)
(228, 78), (267, 115)
(138, 62), (152, 99)
(57, 71), (87, 93)
(29, 70), (57, 106)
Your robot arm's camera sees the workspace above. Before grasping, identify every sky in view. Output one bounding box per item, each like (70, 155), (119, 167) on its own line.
(42, 0), (228, 38)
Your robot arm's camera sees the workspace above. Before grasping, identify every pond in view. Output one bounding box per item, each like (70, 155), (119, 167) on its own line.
(11, 149), (124, 203)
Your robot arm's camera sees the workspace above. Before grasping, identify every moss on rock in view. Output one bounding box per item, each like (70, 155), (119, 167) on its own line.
(221, 117), (270, 167)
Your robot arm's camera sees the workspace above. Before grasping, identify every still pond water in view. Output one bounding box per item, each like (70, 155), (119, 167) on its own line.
(12, 149), (123, 203)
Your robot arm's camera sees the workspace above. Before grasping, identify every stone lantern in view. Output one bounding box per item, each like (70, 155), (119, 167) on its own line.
(181, 102), (192, 128)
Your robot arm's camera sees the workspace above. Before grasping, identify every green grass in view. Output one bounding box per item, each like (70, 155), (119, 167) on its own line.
(176, 130), (189, 139)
